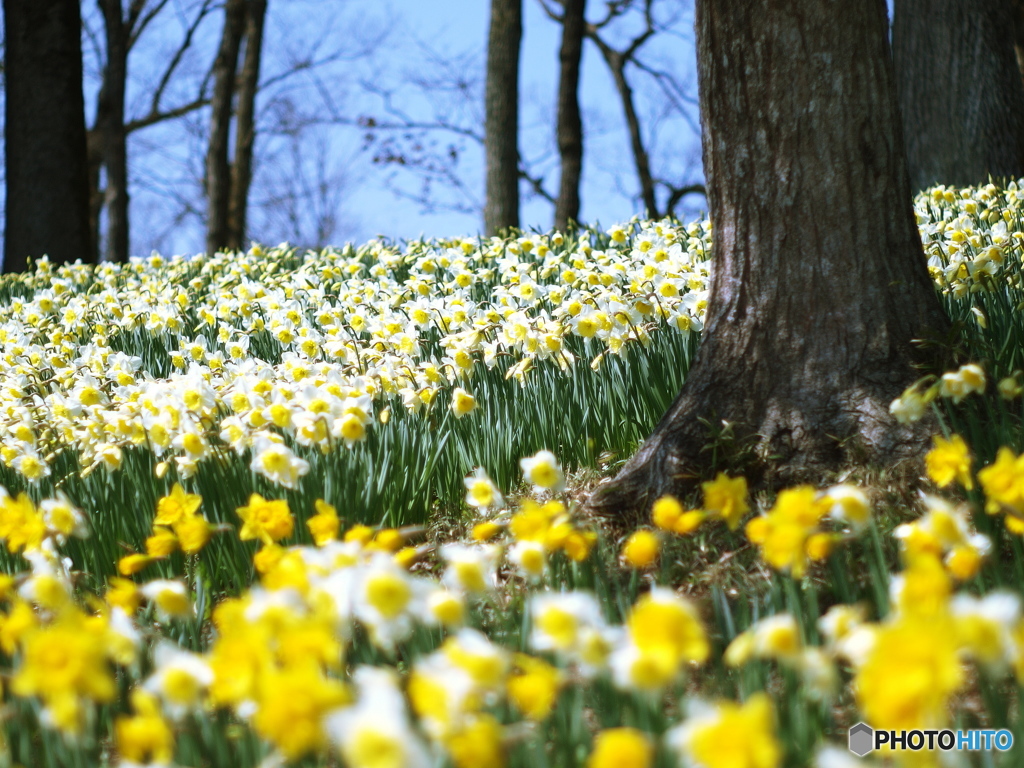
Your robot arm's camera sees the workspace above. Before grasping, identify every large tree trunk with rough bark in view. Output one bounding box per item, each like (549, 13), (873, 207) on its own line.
(554, 0), (585, 232)
(98, 0), (130, 263)
(227, 0), (267, 252)
(590, 0), (950, 518)
(1014, 1), (1024, 83)
(3, 0), (93, 272)
(205, 0), (246, 255)
(894, 0), (1024, 191)
(484, 0), (521, 235)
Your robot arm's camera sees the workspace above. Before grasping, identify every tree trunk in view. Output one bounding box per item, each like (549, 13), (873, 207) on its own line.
(590, 0), (950, 518)
(205, 0), (246, 255)
(3, 0), (93, 272)
(894, 0), (1024, 191)
(484, 0), (522, 235)
(87, 129), (105, 265)
(98, 0), (130, 263)
(588, 31), (658, 219)
(227, 0), (267, 252)
(554, 0), (586, 232)
(1014, 1), (1024, 82)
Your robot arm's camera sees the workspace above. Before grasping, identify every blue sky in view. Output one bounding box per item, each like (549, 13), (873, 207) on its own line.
(343, 0), (703, 241)
(120, 0), (704, 254)
(2, 0), (703, 257)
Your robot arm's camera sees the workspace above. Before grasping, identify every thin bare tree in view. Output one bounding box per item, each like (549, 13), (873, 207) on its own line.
(86, 0), (219, 262)
(205, 0), (247, 255)
(484, 0), (523, 234)
(554, 0), (586, 231)
(227, 0), (268, 251)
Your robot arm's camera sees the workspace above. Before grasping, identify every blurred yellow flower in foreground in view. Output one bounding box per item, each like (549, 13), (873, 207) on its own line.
(667, 693), (781, 768)
(855, 614), (963, 732)
(507, 654), (562, 721)
(253, 664), (351, 760)
(236, 493), (294, 544)
(587, 727), (653, 768)
(925, 434), (973, 489)
(116, 691), (174, 765)
(627, 588), (709, 669)
(978, 446), (1024, 516)
(745, 486), (830, 578)
(307, 499), (340, 546)
(702, 472), (749, 530)
(445, 713), (505, 768)
(621, 530), (660, 569)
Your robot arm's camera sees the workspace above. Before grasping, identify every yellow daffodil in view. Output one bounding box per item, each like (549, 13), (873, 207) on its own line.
(702, 472), (749, 530)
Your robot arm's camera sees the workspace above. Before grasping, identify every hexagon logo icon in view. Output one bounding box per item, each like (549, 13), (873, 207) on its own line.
(848, 722), (874, 757)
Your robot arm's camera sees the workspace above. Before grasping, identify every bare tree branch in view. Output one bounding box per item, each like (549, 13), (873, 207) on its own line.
(536, 0), (564, 24)
(126, 0), (171, 49)
(594, 0), (633, 29)
(126, 96), (212, 134)
(586, 5), (659, 215)
(630, 56), (701, 134)
(144, 0), (217, 117)
(520, 162), (556, 205)
(661, 181), (705, 218)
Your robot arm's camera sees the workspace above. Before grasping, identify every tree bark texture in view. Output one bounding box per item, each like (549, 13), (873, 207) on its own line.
(590, 0), (950, 518)
(205, 0), (246, 255)
(98, 0), (131, 263)
(3, 0), (93, 272)
(227, 0), (267, 252)
(484, 0), (522, 235)
(554, 0), (586, 232)
(894, 0), (1024, 191)
(1014, 1), (1024, 83)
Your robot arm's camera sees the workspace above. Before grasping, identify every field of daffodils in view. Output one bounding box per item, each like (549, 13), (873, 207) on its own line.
(0, 182), (1022, 767)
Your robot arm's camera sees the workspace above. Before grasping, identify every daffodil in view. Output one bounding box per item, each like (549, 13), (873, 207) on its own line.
(978, 446), (1024, 515)
(327, 666), (427, 768)
(667, 694), (781, 768)
(445, 714), (506, 768)
(12, 608), (117, 734)
(651, 494), (684, 531)
(464, 467), (504, 510)
(821, 484), (871, 529)
(520, 450), (565, 492)
(745, 486), (830, 578)
(611, 588), (708, 691)
(253, 663), (351, 760)
(143, 642), (214, 719)
(115, 691), (175, 765)
(587, 728), (653, 768)
(440, 543), (500, 595)
(702, 472), (749, 530)
(621, 529), (659, 569)
(938, 363), (986, 403)
(451, 387), (477, 418)
(925, 434), (973, 489)
(855, 614), (963, 731)
(236, 493), (294, 544)
(250, 434), (310, 489)
(140, 579), (192, 621)
(507, 654), (562, 720)
(307, 499), (340, 545)
(154, 483), (202, 526)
